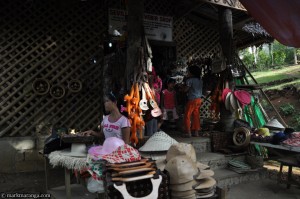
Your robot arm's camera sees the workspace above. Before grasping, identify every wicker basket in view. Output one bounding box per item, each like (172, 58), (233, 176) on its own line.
(246, 155), (264, 169)
(210, 131), (234, 152)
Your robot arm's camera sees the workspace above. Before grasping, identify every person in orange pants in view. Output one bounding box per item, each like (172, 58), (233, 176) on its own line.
(180, 65), (203, 137)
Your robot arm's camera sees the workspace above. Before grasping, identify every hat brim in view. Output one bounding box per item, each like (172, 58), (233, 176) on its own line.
(193, 177), (216, 190)
(139, 131), (178, 152)
(196, 162), (210, 170)
(155, 158), (167, 171)
(88, 145), (108, 156)
(172, 189), (196, 197)
(234, 90), (251, 105)
(230, 93), (238, 112)
(140, 151), (167, 160)
(170, 180), (198, 192)
(196, 191), (215, 198)
(60, 150), (87, 157)
(172, 194), (196, 199)
(264, 119), (285, 130)
(225, 92), (232, 111)
(222, 88), (231, 103)
(194, 169), (214, 180)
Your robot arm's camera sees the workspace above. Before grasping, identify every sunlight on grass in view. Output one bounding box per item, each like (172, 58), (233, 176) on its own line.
(265, 79), (300, 90)
(252, 65), (300, 84)
(252, 65), (300, 77)
(255, 74), (287, 84)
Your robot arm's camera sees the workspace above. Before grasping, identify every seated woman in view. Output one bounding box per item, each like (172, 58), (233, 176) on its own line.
(83, 92), (131, 144)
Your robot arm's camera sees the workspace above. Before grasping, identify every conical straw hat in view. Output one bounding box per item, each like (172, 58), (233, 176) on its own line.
(139, 131), (178, 152)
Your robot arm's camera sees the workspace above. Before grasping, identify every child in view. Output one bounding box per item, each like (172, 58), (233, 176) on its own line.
(161, 78), (179, 123)
(181, 65), (203, 137)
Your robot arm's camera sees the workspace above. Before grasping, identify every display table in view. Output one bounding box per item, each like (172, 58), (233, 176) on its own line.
(250, 142), (300, 153)
(41, 151), (97, 199)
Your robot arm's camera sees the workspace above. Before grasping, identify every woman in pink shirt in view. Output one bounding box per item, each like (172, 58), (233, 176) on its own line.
(82, 92), (131, 144)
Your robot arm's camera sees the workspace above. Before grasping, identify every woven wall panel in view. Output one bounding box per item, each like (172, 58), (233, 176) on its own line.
(173, 17), (220, 58)
(144, 0), (220, 58)
(0, 0), (108, 137)
(0, 0), (221, 137)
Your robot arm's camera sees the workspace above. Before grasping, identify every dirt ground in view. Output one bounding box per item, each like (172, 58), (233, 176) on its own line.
(266, 87), (300, 129)
(0, 169), (65, 193)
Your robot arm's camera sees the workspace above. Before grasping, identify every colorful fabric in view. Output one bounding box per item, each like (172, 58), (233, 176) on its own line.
(162, 89), (176, 109)
(184, 98), (202, 133)
(86, 154), (105, 180)
(282, 132), (300, 147)
(153, 78), (162, 104)
(186, 77), (203, 100)
(102, 144), (141, 163)
(101, 115), (130, 139)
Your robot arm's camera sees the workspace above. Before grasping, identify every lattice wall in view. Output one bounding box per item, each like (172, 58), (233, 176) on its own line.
(173, 17), (220, 58)
(0, 0), (109, 137)
(145, 0), (220, 58)
(0, 0), (219, 137)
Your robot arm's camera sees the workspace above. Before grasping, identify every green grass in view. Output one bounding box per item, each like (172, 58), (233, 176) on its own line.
(254, 74), (287, 84)
(251, 64), (300, 89)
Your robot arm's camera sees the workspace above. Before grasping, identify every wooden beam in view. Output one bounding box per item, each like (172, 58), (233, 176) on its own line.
(234, 17), (253, 29)
(187, 14), (217, 30)
(174, 2), (205, 20)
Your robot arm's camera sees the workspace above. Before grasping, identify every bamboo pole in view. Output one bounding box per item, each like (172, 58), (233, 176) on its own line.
(239, 56), (288, 127)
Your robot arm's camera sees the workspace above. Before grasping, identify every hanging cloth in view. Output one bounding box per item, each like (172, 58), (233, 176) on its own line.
(240, 0), (300, 47)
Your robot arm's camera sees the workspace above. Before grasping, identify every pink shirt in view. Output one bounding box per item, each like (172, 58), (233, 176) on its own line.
(101, 115), (130, 139)
(153, 77), (162, 104)
(162, 89), (176, 109)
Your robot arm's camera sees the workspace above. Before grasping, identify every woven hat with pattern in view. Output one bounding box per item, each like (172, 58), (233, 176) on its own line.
(102, 144), (141, 164)
(165, 155), (198, 184)
(139, 131), (178, 152)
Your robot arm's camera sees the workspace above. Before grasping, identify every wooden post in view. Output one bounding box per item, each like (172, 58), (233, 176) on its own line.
(219, 7), (233, 65)
(126, 0), (144, 89)
(217, 7), (235, 132)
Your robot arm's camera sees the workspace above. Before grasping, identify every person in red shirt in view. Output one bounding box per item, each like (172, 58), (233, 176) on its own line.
(161, 78), (179, 123)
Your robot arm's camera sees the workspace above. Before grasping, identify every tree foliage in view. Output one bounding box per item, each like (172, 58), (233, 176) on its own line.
(239, 40), (297, 71)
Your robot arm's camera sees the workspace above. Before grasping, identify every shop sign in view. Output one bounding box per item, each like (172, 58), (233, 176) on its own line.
(200, 0), (246, 11)
(108, 9), (173, 42)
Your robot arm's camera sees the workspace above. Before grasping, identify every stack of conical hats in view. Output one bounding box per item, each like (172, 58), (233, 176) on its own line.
(163, 143), (216, 199)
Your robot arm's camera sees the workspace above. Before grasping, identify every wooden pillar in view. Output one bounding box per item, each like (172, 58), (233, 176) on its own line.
(219, 7), (233, 65)
(216, 7), (235, 132)
(126, 0), (144, 89)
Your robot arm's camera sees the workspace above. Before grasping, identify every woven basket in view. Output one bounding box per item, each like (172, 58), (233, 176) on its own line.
(246, 155), (264, 169)
(210, 131), (233, 152)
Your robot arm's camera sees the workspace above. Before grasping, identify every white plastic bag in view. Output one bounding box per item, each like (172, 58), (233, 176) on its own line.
(86, 177), (104, 193)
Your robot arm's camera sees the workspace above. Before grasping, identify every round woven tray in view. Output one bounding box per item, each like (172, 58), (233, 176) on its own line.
(61, 135), (95, 143)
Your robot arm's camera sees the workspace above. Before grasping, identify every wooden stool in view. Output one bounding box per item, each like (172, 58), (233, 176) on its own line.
(277, 156), (300, 189)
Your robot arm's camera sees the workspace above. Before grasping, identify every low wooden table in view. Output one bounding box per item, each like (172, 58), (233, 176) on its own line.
(277, 156), (300, 189)
(40, 151), (97, 199)
(250, 142), (300, 153)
